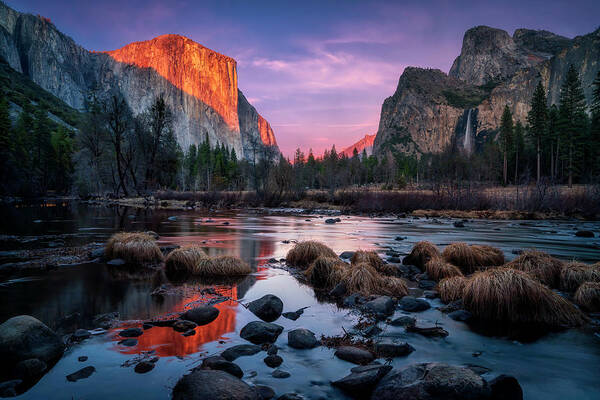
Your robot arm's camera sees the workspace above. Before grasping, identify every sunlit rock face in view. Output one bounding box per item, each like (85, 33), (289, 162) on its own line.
(374, 26), (599, 158)
(0, 2), (278, 159)
(341, 134), (375, 158)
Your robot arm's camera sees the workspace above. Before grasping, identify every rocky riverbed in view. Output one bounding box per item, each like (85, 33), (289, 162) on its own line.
(0, 203), (599, 399)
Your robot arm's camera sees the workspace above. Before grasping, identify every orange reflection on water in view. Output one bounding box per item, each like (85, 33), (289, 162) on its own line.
(110, 286), (238, 357)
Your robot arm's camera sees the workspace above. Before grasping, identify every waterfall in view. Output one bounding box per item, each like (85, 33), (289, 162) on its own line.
(463, 109), (473, 155)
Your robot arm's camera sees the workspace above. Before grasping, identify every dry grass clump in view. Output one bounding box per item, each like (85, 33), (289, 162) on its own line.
(105, 232), (163, 264)
(165, 245), (208, 275)
(506, 250), (564, 288)
(463, 268), (585, 328)
(305, 256), (347, 288)
(437, 276), (467, 303)
(403, 241), (440, 269)
(425, 258), (463, 281)
(574, 282), (600, 312)
(351, 250), (384, 269)
(342, 263), (407, 297)
(559, 262), (600, 292)
(192, 255), (251, 276)
(286, 241), (337, 269)
(442, 242), (504, 274)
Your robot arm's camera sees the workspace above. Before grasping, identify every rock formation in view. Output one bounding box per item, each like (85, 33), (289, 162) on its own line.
(341, 134), (376, 157)
(0, 2), (277, 159)
(374, 25), (600, 157)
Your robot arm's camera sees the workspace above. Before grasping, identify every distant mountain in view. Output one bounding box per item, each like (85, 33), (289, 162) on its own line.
(0, 2), (278, 159)
(373, 25), (600, 157)
(341, 134), (375, 157)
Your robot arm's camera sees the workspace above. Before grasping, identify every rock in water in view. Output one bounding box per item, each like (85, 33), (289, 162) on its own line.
(173, 320), (197, 332)
(372, 363), (490, 400)
(287, 329), (319, 349)
(263, 355), (283, 368)
(398, 296), (430, 312)
(14, 358), (47, 381)
(240, 322), (283, 345)
(134, 361), (155, 374)
(172, 369), (260, 400)
(334, 346), (375, 365)
(181, 306), (220, 326)
(200, 356), (243, 378)
(221, 344), (262, 361)
(373, 341), (415, 358)
(119, 327), (143, 337)
(66, 366), (96, 382)
(332, 364), (392, 396)
(363, 296), (395, 318)
(247, 295), (283, 322)
(0, 315), (64, 374)
(489, 374), (523, 400)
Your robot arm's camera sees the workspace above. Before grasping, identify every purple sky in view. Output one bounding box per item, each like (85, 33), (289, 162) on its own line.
(8, 0), (600, 156)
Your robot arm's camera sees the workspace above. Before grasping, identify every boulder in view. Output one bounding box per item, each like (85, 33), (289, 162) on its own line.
(221, 344), (262, 361)
(247, 295), (283, 322)
(263, 355), (283, 368)
(406, 326), (449, 338)
(372, 363), (491, 400)
(0, 315), (64, 376)
(363, 296), (395, 318)
(200, 355), (243, 378)
(118, 338), (138, 346)
(240, 322), (284, 345)
(334, 346), (375, 365)
(288, 328), (318, 349)
(181, 306), (220, 326)
(489, 374), (523, 400)
(277, 394), (303, 400)
(329, 282), (348, 297)
(66, 366), (96, 382)
(0, 380), (21, 397)
(332, 364), (392, 396)
(575, 230), (595, 238)
(418, 280), (437, 290)
(172, 370), (260, 400)
(255, 385), (275, 400)
(14, 358), (47, 381)
(374, 341), (415, 358)
(72, 329), (91, 341)
(398, 296), (431, 312)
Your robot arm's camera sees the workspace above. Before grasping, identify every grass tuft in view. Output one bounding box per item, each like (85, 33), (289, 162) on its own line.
(559, 262), (600, 292)
(403, 241), (440, 269)
(425, 257), (463, 281)
(105, 232), (163, 264)
(165, 245), (208, 275)
(304, 256), (347, 288)
(342, 262), (407, 297)
(574, 282), (600, 312)
(286, 241), (337, 269)
(437, 276), (467, 303)
(506, 250), (563, 288)
(192, 255), (251, 276)
(442, 242), (504, 274)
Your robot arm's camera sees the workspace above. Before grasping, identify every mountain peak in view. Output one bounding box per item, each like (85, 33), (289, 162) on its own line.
(341, 134), (375, 157)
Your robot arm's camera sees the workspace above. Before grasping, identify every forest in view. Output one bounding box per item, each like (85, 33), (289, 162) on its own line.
(0, 65), (599, 200)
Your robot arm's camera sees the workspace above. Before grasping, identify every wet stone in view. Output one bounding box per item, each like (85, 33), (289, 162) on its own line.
(72, 329), (91, 341)
(332, 364), (392, 396)
(374, 341), (415, 358)
(363, 325), (382, 337)
(118, 339), (138, 346)
(339, 251), (355, 259)
(134, 361), (155, 374)
(389, 316), (416, 327)
(418, 280), (437, 290)
(199, 355), (243, 378)
(489, 374), (523, 400)
(398, 296), (430, 312)
(0, 380), (21, 397)
(363, 296), (395, 318)
(119, 327), (143, 337)
(240, 321), (284, 345)
(181, 306), (219, 326)
(334, 346), (375, 365)
(406, 325), (449, 338)
(329, 282), (347, 297)
(255, 385), (275, 400)
(272, 369), (291, 378)
(448, 309), (473, 322)
(266, 344), (278, 355)
(173, 320), (197, 332)
(264, 354), (283, 368)
(14, 358), (47, 381)
(182, 329), (196, 337)
(78, 356), (88, 362)
(248, 295), (284, 322)
(172, 370), (260, 400)
(277, 394), (303, 400)
(107, 258), (126, 266)
(288, 328), (319, 349)
(66, 366), (96, 382)
(221, 344), (262, 361)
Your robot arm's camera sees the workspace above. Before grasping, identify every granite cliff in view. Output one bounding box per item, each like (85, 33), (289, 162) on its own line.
(0, 2), (277, 159)
(341, 134), (375, 157)
(373, 25), (600, 157)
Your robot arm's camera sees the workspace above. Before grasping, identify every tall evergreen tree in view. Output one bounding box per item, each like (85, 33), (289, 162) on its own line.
(513, 121), (524, 183)
(499, 105), (513, 185)
(0, 91), (12, 192)
(558, 64), (587, 187)
(527, 81), (548, 182)
(590, 70), (600, 178)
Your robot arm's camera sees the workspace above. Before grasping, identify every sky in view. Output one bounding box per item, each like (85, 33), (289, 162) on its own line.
(8, 0), (600, 157)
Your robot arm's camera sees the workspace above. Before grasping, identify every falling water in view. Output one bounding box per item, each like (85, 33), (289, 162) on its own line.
(463, 109), (473, 155)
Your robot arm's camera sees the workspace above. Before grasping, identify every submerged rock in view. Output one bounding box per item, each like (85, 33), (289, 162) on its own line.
(406, 325), (449, 338)
(134, 361), (155, 374)
(72, 329), (91, 341)
(263, 354), (283, 368)
(364, 296), (395, 318)
(181, 306), (220, 326)
(288, 328), (318, 349)
(448, 310), (473, 322)
(14, 358), (47, 381)
(272, 369), (291, 378)
(173, 320), (197, 332)
(0, 380), (21, 397)
(200, 355), (243, 378)
(66, 366), (96, 382)
(172, 369), (260, 400)
(329, 282), (348, 298)
(255, 385), (275, 400)
(389, 316), (416, 327)
(339, 251), (355, 260)
(240, 322), (283, 345)
(372, 363), (490, 400)
(489, 374), (523, 400)
(248, 295), (283, 322)
(334, 346), (375, 365)
(575, 230), (595, 238)
(221, 344), (262, 361)
(117, 339), (138, 347)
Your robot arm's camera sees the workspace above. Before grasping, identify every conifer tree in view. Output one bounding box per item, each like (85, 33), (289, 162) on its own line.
(499, 105), (513, 185)
(527, 81), (548, 182)
(513, 121), (524, 183)
(590, 70), (600, 178)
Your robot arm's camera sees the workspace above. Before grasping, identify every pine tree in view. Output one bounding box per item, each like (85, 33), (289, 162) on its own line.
(527, 81), (548, 182)
(590, 70), (600, 178)
(513, 121), (524, 183)
(499, 105), (513, 185)
(50, 126), (73, 192)
(0, 91), (12, 192)
(547, 105), (560, 181)
(558, 64), (587, 187)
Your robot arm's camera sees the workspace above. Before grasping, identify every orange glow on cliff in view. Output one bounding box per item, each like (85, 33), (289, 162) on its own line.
(106, 34), (240, 132)
(258, 114), (277, 146)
